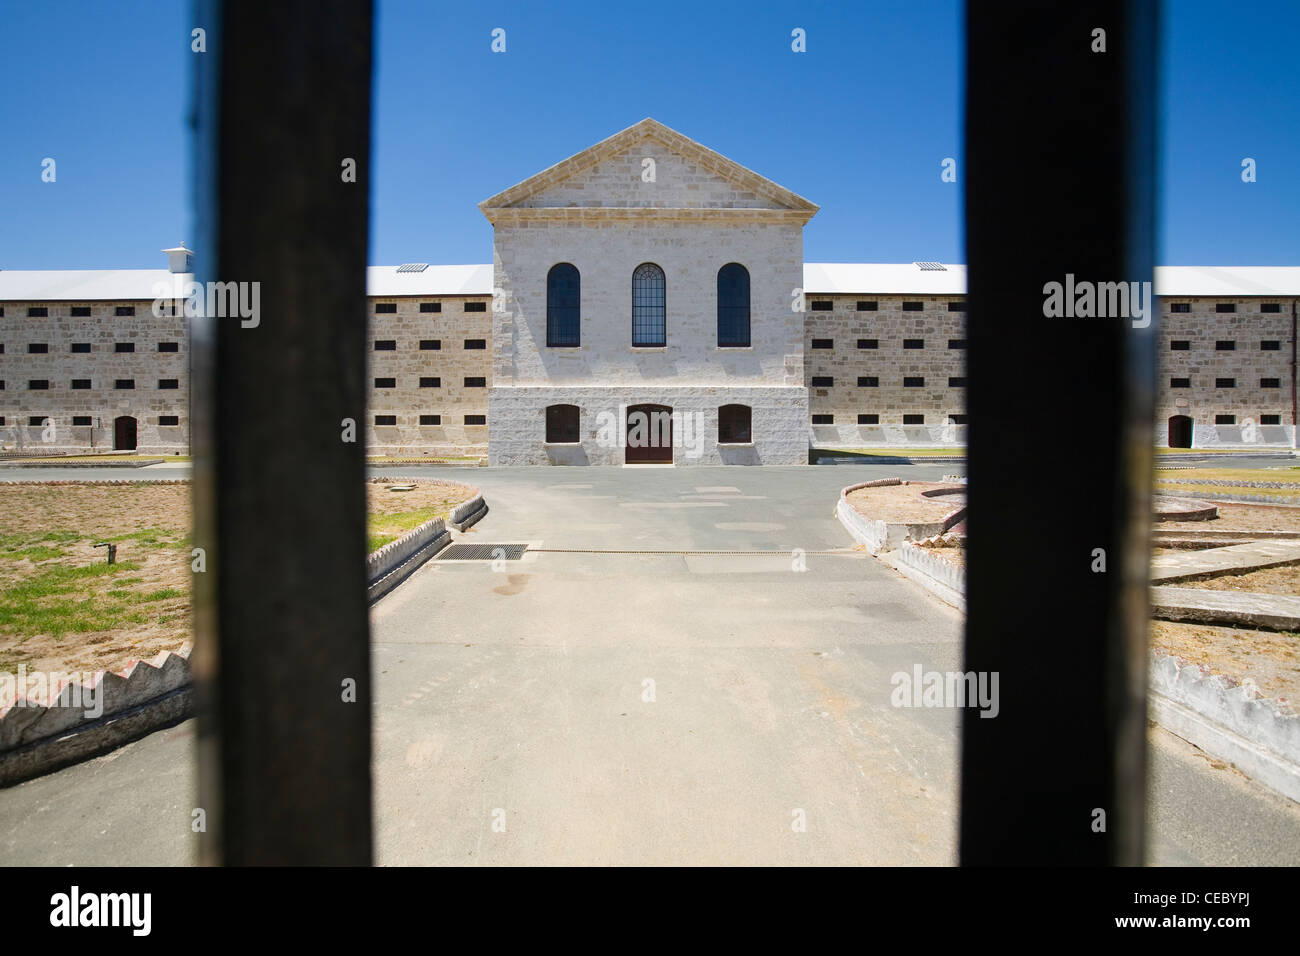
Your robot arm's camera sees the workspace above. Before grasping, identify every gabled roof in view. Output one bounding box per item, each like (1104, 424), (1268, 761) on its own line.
(478, 118), (818, 223)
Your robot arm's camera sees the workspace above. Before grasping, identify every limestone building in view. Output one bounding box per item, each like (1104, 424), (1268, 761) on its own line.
(1, 119), (1297, 461)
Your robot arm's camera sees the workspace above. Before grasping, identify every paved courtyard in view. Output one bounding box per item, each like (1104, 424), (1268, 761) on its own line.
(2, 462), (1300, 864)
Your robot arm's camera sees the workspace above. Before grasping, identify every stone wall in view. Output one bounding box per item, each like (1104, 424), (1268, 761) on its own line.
(0, 299), (188, 454)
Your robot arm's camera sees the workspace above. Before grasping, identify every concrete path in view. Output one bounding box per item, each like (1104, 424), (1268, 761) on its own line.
(1151, 586), (1300, 630)
(1151, 541), (1300, 583)
(3, 462), (1300, 865)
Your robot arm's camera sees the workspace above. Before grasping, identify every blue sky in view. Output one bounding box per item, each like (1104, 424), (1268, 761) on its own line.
(0, 0), (1296, 270)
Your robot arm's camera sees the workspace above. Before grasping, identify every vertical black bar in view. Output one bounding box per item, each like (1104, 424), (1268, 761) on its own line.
(192, 0), (374, 864)
(961, 2), (1158, 864)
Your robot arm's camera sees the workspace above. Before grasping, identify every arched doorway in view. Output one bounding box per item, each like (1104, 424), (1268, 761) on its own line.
(114, 416), (138, 451)
(1167, 415), (1192, 449)
(626, 404), (672, 464)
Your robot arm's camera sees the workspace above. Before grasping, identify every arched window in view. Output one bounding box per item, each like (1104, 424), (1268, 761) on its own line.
(717, 263), (750, 347)
(718, 404), (752, 444)
(632, 263), (666, 346)
(547, 263), (580, 347)
(545, 404), (580, 443)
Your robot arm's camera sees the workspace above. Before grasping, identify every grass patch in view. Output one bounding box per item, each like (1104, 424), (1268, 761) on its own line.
(1155, 466), (1300, 482)
(367, 506), (445, 553)
(1160, 482), (1300, 502)
(0, 561), (150, 638)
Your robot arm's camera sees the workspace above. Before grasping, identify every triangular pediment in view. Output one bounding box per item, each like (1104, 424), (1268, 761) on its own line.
(479, 119), (818, 222)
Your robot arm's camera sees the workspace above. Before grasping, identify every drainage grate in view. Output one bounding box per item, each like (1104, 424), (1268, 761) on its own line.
(438, 543), (527, 561)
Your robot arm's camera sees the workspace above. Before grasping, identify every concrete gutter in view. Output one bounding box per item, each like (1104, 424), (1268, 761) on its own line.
(1151, 586), (1300, 630)
(366, 514), (453, 604)
(834, 478), (958, 554)
(448, 493), (488, 532)
(888, 542), (966, 611)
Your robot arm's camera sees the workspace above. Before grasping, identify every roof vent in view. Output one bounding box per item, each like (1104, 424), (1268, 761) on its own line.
(914, 261), (947, 271)
(162, 243), (195, 274)
(397, 263), (429, 273)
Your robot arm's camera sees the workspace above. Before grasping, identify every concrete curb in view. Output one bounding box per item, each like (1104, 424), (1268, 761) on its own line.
(890, 542), (966, 611)
(0, 648), (193, 788)
(448, 493), (488, 532)
(0, 459), (168, 468)
(1148, 651), (1300, 804)
(834, 479), (959, 554)
(1150, 586), (1300, 630)
(366, 514), (452, 603)
(0, 479), (191, 486)
(1156, 489), (1300, 506)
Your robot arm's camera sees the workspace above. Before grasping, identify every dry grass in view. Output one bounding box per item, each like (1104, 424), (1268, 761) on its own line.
(1157, 502), (1300, 533)
(1150, 620), (1300, 705)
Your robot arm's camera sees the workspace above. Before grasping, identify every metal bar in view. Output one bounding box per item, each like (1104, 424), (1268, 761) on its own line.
(960, 1), (1158, 864)
(192, 0), (374, 865)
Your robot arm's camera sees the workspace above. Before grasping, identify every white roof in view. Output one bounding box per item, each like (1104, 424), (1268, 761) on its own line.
(801, 263), (1300, 296)
(1, 262), (1295, 301)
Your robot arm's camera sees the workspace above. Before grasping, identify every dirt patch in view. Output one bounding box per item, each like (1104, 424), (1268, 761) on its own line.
(1158, 502), (1300, 533)
(845, 482), (964, 524)
(1180, 564), (1300, 597)
(1, 480), (478, 681)
(1150, 620), (1300, 705)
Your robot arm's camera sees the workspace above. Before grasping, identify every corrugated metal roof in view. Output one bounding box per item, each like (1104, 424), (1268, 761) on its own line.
(1, 262), (1296, 301)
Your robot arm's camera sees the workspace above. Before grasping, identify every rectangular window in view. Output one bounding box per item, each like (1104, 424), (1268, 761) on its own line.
(903, 376), (924, 387)
(857, 339), (878, 349)
(811, 414), (834, 425)
(1216, 378), (1236, 388)
(810, 300), (833, 312)
(29, 380), (49, 390)
(947, 301), (967, 312)
(948, 339), (967, 349)
(71, 306), (91, 317)
(72, 416), (92, 427)
(160, 415), (180, 426)
(465, 302), (487, 313)
(27, 415), (47, 426)
(810, 339), (833, 350)
(810, 376), (834, 387)
(28, 343), (49, 354)
(158, 342), (179, 352)
(1261, 414), (1282, 425)
(465, 414), (487, 425)
(464, 377), (487, 387)
(858, 414), (879, 424)
(857, 376), (879, 387)
(1169, 340), (1190, 350)
(464, 339), (486, 349)
(115, 379), (135, 389)
(1215, 340), (1235, 351)
(374, 415), (397, 426)
(1261, 303), (1281, 313)
(949, 376), (967, 387)
(949, 414), (969, 424)
(1170, 303), (1190, 313)
(374, 303), (397, 314)
(419, 302), (441, 313)
(419, 415), (441, 425)
(1215, 415), (1236, 425)
(903, 339), (924, 349)
(1170, 377), (1191, 388)
(28, 307), (48, 317)
(373, 340), (396, 351)
(903, 414), (924, 425)
(1215, 303), (1236, 313)
(373, 377), (396, 388)
(68, 342), (89, 353)
(419, 377), (440, 388)
(159, 379), (179, 389)
(1261, 378), (1281, 388)
(115, 306), (135, 316)
(71, 379), (91, 389)
(856, 301), (878, 312)
(1261, 340), (1281, 351)
(419, 339), (441, 351)
(115, 342), (135, 353)
(902, 301), (923, 311)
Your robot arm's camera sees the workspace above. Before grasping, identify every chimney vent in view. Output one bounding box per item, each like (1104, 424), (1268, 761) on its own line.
(162, 242), (195, 274)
